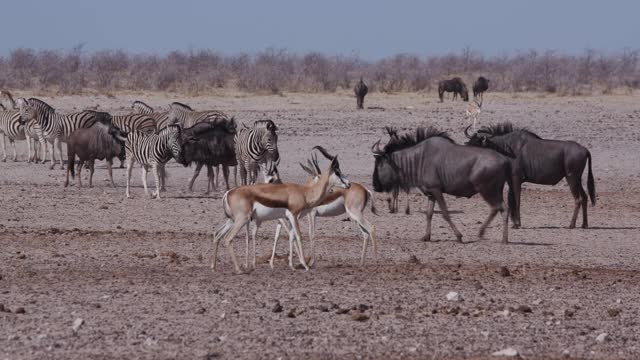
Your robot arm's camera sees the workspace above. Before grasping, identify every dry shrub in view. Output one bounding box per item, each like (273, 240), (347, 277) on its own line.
(0, 47), (638, 95)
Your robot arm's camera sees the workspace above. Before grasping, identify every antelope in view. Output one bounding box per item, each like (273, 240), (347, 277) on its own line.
(269, 152), (378, 268)
(465, 97), (482, 132)
(211, 146), (351, 274)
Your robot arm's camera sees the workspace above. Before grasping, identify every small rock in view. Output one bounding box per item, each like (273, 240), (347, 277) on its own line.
(515, 305), (532, 314)
(72, 318), (84, 333)
(7, 334), (19, 341)
(317, 305), (329, 312)
(562, 349), (571, 358)
(14, 307), (25, 314)
(616, 298), (622, 304)
(499, 266), (511, 277)
(446, 292), (464, 302)
(98, 205), (108, 210)
(351, 312), (369, 321)
(287, 308), (297, 318)
(17, 254), (26, 260)
(272, 302), (283, 313)
(144, 337), (158, 347)
(607, 308), (621, 317)
(336, 308), (350, 315)
(408, 255), (420, 264)
(356, 304), (370, 312)
(195, 307), (206, 314)
(532, 299), (543, 305)
(595, 333), (608, 343)
(564, 309), (575, 318)
(492, 347), (519, 357)
(0, 304), (4, 312)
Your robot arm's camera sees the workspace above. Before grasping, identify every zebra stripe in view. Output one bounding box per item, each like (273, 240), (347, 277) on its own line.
(0, 109), (26, 161)
(0, 90), (16, 110)
(124, 125), (183, 199)
(167, 102), (229, 128)
(110, 113), (157, 134)
(234, 120), (279, 185)
(132, 100), (154, 114)
(131, 100), (171, 132)
(21, 98), (101, 168)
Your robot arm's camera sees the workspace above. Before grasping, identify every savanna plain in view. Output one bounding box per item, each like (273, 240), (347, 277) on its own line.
(1, 91), (639, 359)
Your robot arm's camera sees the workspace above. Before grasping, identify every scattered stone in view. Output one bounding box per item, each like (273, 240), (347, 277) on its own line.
(144, 337), (158, 347)
(0, 304), (4, 312)
(446, 292), (464, 302)
(532, 299), (543, 305)
(562, 349), (571, 358)
(492, 347), (519, 357)
(351, 312), (369, 321)
(272, 302), (283, 313)
(408, 255), (420, 264)
(564, 309), (575, 318)
(317, 305), (329, 312)
(595, 333), (608, 343)
(515, 305), (532, 314)
(17, 254), (26, 260)
(72, 318), (84, 333)
(98, 205), (108, 210)
(336, 308), (350, 315)
(13, 307), (25, 314)
(616, 298), (622, 304)
(499, 266), (511, 277)
(287, 308), (297, 318)
(607, 308), (621, 317)
(355, 304), (370, 312)
(496, 309), (511, 317)
(195, 307), (206, 314)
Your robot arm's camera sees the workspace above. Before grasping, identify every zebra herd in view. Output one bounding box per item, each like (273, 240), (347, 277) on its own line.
(0, 90), (281, 199)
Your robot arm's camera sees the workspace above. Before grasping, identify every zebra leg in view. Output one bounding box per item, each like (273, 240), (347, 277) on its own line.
(239, 165), (247, 186)
(27, 136), (33, 163)
(48, 139), (57, 169)
(11, 139), (17, 162)
(125, 157), (134, 198)
(56, 138), (64, 170)
(152, 164), (161, 200)
(1, 134), (6, 162)
(141, 165), (150, 197)
(77, 161), (84, 188)
(188, 162), (203, 192)
(158, 165), (166, 192)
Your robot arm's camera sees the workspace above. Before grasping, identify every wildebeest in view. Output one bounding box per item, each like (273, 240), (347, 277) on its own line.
(175, 118), (238, 193)
(473, 76), (489, 100)
(354, 77), (368, 109)
(64, 122), (127, 188)
(383, 127), (411, 214)
(465, 122), (596, 229)
(371, 127), (511, 243)
(438, 77), (469, 102)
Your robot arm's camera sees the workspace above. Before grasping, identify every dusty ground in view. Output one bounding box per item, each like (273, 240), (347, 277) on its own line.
(1, 91), (639, 359)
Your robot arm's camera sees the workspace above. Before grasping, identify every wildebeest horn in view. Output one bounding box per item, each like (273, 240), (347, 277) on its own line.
(312, 146), (335, 160)
(464, 124), (473, 138)
(371, 139), (383, 155)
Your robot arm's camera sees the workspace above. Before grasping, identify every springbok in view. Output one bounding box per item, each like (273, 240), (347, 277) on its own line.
(211, 146), (351, 274)
(269, 152), (378, 268)
(465, 97), (482, 132)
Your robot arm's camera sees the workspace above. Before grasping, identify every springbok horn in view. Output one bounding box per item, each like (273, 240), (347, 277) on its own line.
(312, 145), (335, 161)
(371, 139), (383, 154)
(464, 124), (473, 138)
(311, 153), (321, 174)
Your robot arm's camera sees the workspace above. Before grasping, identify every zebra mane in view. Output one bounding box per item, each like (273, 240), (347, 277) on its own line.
(170, 102), (194, 111)
(0, 90), (16, 109)
(382, 126), (454, 155)
(253, 119), (277, 131)
(0, 104), (5, 110)
(133, 100), (154, 113)
(479, 122), (541, 139)
(27, 98), (56, 113)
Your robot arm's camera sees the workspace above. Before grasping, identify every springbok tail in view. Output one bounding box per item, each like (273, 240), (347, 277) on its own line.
(587, 152), (596, 206)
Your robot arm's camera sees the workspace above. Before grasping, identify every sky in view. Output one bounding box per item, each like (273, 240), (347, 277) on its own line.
(1, 0), (638, 59)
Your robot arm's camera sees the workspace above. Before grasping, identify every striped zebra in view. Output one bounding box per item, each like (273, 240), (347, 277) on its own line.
(131, 100), (171, 132)
(234, 120), (280, 185)
(0, 106), (26, 162)
(124, 125), (185, 199)
(0, 90), (17, 110)
(19, 98), (102, 169)
(167, 102), (229, 128)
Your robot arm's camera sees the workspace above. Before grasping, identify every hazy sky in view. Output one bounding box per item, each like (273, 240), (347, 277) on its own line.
(1, 0), (638, 59)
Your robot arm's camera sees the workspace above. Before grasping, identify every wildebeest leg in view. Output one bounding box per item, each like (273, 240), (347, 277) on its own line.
(421, 195), (436, 242)
(107, 159), (115, 187)
(222, 165), (231, 190)
(188, 162), (203, 192)
(77, 161), (84, 188)
(388, 188), (398, 213)
(88, 160), (95, 188)
(205, 165), (214, 194)
(433, 191), (463, 242)
(567, 175), (588, 228)
(510, 177), (522, 228)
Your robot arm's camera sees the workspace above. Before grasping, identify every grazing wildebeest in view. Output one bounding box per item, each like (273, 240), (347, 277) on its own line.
(371, 127), (512, 243)
(354, 77), (368, 109)
(464, 122), (596, 229)
(383, 127), (411, 214)
(438, 77), (469, 102)
(65, 122), (127, 188)
(175, 119), (238, 193)
(473, 76), (490, 100)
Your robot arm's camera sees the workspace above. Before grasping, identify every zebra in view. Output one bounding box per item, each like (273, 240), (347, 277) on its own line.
(0, 90), (17, 110)
(234, 119), (280, 185)
(0, 106), (26, 162)
(131, 100), (171, 132)
(19, 98), (103, 169)
(167, 102), (230, 128)
(124, 125), (186, 199)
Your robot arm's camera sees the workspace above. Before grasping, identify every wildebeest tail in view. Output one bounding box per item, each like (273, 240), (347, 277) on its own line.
(67, 143), (75, 179)
(365, 187), (378, 215)
(587, 151), (596, 206)
(505, 162), (515, 220)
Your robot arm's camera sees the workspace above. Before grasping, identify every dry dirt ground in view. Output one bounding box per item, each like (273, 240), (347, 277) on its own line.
(1, 91), (639, 359)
